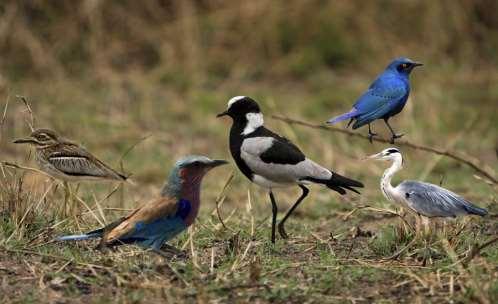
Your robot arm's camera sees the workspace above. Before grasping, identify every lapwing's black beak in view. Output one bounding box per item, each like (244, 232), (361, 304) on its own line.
(216, 111), (229, 118)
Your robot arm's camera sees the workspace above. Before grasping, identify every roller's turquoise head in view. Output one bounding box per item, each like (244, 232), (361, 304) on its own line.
(161, 155), (228, 197)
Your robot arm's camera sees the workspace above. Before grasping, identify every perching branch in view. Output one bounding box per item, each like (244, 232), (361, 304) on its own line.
(271, 115), (497, 185)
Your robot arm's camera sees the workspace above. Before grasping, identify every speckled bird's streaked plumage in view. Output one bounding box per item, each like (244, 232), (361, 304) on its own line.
(56, 155), (227, 251)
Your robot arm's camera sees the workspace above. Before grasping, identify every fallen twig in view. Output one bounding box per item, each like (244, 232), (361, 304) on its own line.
(271, 115), (497, 185)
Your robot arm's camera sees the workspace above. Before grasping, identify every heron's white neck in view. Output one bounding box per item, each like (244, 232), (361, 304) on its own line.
(380, 154), (403, 201)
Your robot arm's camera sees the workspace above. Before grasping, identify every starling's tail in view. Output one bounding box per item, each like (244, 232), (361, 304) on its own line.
(462, 203), (488, 217)
(56, 228), (104, 241)
(326, 109), (358, 125)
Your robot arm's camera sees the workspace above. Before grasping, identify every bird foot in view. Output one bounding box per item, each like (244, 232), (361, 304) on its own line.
(277, 224), (289, 239)
(367, 132), (378, 144)
(157, 245), (187, 259)
(153, 248), (187, 260)
(390, 133), (404, 144)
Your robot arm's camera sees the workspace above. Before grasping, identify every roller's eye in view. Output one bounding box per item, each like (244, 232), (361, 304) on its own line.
(401, 63), (409, 69)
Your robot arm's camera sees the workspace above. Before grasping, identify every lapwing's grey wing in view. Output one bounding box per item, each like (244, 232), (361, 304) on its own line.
(398, 180), (487, 217)
(240, 135), (331, 184)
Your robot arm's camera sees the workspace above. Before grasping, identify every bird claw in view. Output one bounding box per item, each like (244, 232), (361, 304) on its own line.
(367, 132), (378, 144)
(155, 245), (187, 259)
(278, 224), (289, 239)
(390, 133), (404, 144)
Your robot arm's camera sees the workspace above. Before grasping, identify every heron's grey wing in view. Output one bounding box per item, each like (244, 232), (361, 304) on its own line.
(398, 181), (477, 218)
(240, 137), (331, 183)
(47, 144), (124, 180)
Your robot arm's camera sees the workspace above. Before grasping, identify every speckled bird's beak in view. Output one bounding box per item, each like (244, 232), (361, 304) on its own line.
(13, 137), (36, 144)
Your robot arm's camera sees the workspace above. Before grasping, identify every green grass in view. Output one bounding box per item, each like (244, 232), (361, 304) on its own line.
(1, 71), (497, 302)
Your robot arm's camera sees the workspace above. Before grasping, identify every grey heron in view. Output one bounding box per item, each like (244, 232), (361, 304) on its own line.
(367, 148), (488, 233)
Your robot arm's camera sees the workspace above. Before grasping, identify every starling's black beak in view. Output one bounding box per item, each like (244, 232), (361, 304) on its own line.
(13, 137), (36, 144)
(216, 111), (229, 118)
(209, 159), (229, 167)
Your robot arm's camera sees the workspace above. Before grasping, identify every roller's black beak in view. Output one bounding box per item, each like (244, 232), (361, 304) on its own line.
(412, 62), (423, 67)
(209, 159), (229, 167)
(216, 111), (229, 118)
(13, 137), (35, 144)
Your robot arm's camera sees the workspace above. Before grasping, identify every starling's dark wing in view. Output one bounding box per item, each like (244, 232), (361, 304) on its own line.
(47, 143), (127, 181)
(352, 75), (408, 128)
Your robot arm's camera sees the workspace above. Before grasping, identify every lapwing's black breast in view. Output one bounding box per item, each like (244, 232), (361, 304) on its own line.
(229, 123), (255, 181)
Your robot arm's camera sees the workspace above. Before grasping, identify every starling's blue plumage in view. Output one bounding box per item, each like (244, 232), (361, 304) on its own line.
(56, 156), (227, 255)
(327, 57), (422, 143)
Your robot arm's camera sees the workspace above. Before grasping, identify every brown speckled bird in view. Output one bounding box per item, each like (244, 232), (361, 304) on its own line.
(14, 129), (128, 215)
(13, 129), (128, 182)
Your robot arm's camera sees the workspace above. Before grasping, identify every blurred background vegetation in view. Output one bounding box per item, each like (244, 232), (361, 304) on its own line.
(0, 0), (497, 206)
(1, 0), (497, 213)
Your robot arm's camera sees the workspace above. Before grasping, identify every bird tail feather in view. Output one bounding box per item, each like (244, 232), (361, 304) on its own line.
(56, 228), (103, 241)
(463, 203), (488, 217)
(303, 173), (363, 195)
(326, 109), (358, 125)
(325, 173), (364, 195)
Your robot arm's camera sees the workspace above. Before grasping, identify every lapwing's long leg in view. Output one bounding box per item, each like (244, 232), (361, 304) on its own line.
(278, 185), (309, 239)
(384, 118), (404, 144)
(268, 191), (278, 244)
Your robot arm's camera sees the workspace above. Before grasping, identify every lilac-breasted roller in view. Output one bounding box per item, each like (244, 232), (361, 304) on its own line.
(56, 155), (227, 257)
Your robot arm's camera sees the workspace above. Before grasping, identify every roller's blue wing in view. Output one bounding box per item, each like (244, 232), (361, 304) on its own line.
(103, 197), (190, 248)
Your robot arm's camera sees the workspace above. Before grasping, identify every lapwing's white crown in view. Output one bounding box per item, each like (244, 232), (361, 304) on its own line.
(227, 96), (246, 109)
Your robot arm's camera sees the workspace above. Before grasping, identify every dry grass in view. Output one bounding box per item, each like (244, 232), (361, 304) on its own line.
(0, 1), (497, 303)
